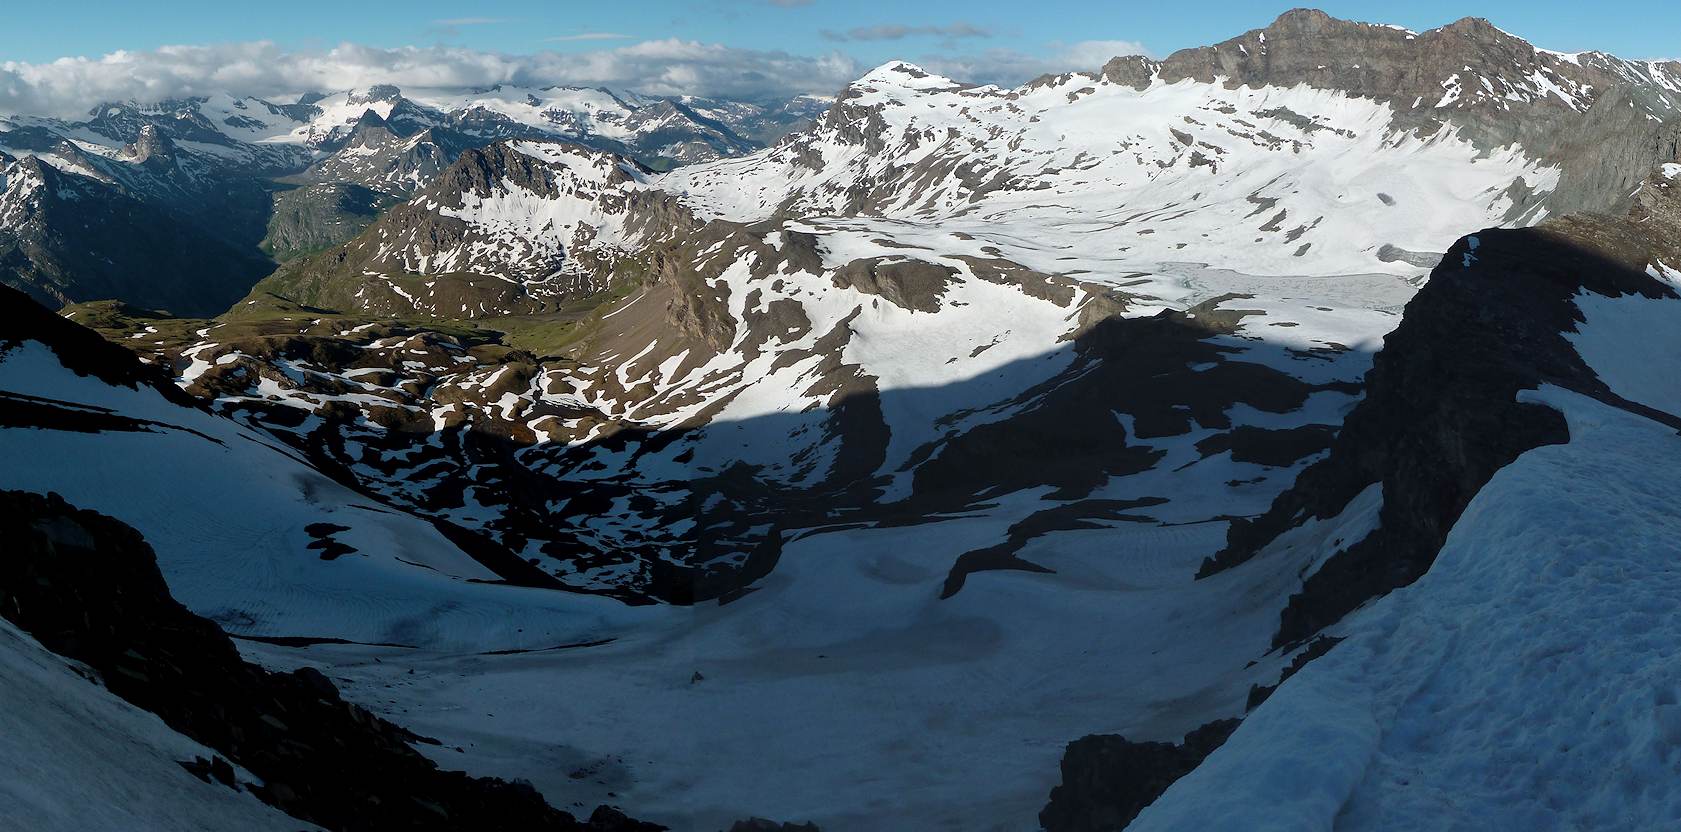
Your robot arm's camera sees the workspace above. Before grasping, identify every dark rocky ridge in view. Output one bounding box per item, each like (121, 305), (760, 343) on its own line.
(0, 281), (201, 402)
(1040, 719), (1240, 832)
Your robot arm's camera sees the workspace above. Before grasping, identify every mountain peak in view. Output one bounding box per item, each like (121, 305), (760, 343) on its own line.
(1439, 15), (1502, 35)
(356, 108), (388, 126)
(856, 61), (959, 91)
(120, 124), (176, 165)
(1099, 55), (1163, 90)
(1268, 8), (1335, 28)
(348, 84), (404, 105)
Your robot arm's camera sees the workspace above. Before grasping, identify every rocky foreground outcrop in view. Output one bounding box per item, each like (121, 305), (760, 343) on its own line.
(1040, 720), (1239, 832)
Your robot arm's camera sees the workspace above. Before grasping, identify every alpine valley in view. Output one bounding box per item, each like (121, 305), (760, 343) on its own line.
(3, 8), (1681, 831)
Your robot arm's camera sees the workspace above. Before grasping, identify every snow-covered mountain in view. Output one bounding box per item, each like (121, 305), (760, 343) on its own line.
(5, 9), (1681, 831)
(5, 84), (818, 176)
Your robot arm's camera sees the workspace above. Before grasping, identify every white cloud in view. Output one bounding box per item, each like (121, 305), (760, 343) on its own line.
(0, 34), (1155, 120)
(1059, 40), (1153, 70)
(0, 40), (866, 117)
(918, 39), (1153, 86)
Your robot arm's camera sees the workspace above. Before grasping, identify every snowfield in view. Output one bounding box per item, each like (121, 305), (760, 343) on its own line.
(0, 619), (314, 832)
(661, 65), (1558, 282)
(249, 498), (1306, 830)
(1134, 386), (1681, 831)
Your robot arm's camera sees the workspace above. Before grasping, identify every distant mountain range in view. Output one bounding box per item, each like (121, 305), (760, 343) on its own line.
(0, 84), (829, 312)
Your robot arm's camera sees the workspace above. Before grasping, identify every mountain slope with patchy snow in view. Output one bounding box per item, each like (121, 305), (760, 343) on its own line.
(7, 11), (1681, 831)
(254, 139), (685, 317)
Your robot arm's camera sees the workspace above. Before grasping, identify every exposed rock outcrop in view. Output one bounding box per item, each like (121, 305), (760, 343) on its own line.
(1040, 719), (1240, 832)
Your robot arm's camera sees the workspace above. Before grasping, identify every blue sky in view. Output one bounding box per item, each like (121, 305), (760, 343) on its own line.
(0, 1), (1676, 116)
(2, 0), (1675, 64)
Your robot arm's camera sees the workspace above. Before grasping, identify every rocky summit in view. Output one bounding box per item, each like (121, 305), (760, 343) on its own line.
(3, 7), (1681, 832)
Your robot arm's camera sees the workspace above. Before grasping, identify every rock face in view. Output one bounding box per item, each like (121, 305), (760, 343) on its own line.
(294, 114), (480, 198)
(1202, 164), (1681, 649)
(1040, 720), (1240, 832)
(262, 181), (396, 261)
(0, 490), (659, 832)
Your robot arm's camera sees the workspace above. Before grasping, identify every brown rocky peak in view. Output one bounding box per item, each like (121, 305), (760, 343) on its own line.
(354, 108), (389, 129)
(345, 109), (396, 146)
(1266, 8), (1337, 31)
(121, 124), (176, 165)
(1098, 55), (1162, 91)
(1436, 16), (1504, 38)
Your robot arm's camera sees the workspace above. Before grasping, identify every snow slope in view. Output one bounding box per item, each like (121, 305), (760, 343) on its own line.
(0, 619), (313, 832)
(1565, 264), (1681, 418)
(1132, 385), (1681, 831)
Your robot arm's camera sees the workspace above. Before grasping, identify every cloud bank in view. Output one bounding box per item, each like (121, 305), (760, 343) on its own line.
(0, 37), (1152, 119)
(0, 40), (867, 117)
(920, 40), (1153, 85)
